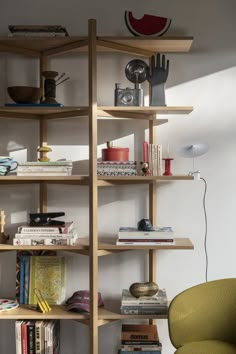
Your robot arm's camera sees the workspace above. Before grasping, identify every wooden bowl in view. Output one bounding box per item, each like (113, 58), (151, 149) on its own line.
(7, 86), (42, 104)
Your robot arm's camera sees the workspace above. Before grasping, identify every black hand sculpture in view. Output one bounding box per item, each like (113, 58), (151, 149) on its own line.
(146, 53), (169, 106)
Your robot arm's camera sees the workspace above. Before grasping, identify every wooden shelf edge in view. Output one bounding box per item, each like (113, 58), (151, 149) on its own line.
(0, 36), (193, 57)
(0, 243), (89, 254)
(97, 238), (194, 252)
(0, 238), (193, 253)
(97, 175), (194, 186)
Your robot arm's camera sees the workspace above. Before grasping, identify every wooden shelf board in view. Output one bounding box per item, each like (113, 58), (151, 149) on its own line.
(97, 175), (194, 186)
(97, 238), (194, 251)
(0, 106), (192, 121)
(0, 175), (89, 184)
(0, 238), (193, 253)
(0, 305), (90, 320)
(0, 240), (89, 254)
(98, 36), (193, 54)
(0, 37), (87, 56)
(98, 106), (193, 117)
(0, 36), (193, 57)
(0, 175), (193, 186)
(0, 106), (89, 119)
(0, 305), (167, 320)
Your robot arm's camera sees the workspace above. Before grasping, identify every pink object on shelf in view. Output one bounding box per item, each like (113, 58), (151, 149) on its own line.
(142, 141), (148, 163)
(162, 158), (173, 176)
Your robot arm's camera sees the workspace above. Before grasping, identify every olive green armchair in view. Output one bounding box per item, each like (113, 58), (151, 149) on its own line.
(168, 278), (236, 354)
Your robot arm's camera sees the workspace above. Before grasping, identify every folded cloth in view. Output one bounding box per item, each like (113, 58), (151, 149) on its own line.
(65, 290), (104, 312)
(0, 157), (18, 175)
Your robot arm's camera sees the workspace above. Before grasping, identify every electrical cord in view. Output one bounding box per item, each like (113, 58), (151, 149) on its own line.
(200, 177), (208, 282)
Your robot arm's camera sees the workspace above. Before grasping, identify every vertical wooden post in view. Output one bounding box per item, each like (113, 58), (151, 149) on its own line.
(148, 116), (157, 325)
(148, 118), (157, 283)
(88, 19), (98, 354)
(39, 54), (48, 212)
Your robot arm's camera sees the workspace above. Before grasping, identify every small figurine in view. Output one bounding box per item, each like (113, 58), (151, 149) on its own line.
(37, 142), (52, 162)
(140, 161), (150, 176)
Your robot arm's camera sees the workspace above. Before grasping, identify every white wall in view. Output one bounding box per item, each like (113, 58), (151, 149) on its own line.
(0, 0), (236, 353)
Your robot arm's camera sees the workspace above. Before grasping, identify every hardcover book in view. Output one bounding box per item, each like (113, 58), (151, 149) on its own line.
(118, 227), (173, 238)
(121, 289), (168, 305)
(13, 237), (75, 246)
(18, 221), (74, 234)
(28, 256), (66, 305)
(121, 324), (158, 341)
(116, 239), (175, 246)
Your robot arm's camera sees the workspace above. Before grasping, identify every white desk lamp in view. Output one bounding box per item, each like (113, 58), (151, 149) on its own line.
(176, 143), (209, 180)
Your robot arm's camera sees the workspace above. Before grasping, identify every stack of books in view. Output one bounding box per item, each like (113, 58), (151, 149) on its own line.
(116, 227), (174, 246)
(15, 320), (60, 354)
(119, 324), (162, 354)
(13, 221), (77, 246)
(17, 161), (73, 176)
(97, 161), (137, 176)
(8, 24), (69, 37)
(120, 289), (168, 315)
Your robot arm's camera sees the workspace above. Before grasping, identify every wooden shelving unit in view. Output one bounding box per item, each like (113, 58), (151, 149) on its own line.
(0, 19), (194, 354)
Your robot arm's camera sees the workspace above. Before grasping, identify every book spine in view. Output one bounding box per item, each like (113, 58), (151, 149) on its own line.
(121, 340), (160, 346)
(19, 256), (25, 304)
(118, 239), (174, 242)
(18, 223), (73, 234)
(35, 321), (42, 354)
(118, 232), (173, 238)
(120, 350), (161, 354)
(17, 172), (71, 176)
(24, 256), (30, 304)
(117, 241), (175, 246)
(15, 232), (74, 238)
(27, 322), (35, 354)
(21, 322), (28, 354)
(121, 345), (161, 351)
(121, 333), (158, 341)
(15, 321), (22, 354)
(13, 237), (74, 246)
(120, 307), (167, 315)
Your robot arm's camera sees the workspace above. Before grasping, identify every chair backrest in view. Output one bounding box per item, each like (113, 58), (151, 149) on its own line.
(168, 278), (236, 348)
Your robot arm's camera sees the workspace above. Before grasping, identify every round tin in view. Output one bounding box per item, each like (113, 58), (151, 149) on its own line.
(102, 147), (129, 161)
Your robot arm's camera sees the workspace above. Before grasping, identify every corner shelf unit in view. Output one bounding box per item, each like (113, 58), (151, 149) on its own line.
(0, 19), (194, 354)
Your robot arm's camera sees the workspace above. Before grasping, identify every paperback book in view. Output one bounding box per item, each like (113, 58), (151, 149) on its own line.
(28, 256), (66, 305)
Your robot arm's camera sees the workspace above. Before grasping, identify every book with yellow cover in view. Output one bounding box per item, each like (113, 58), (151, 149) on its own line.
(28, 256), (66, 305)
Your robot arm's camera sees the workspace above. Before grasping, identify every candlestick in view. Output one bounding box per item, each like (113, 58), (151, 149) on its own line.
(162, 157), (173, 176)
